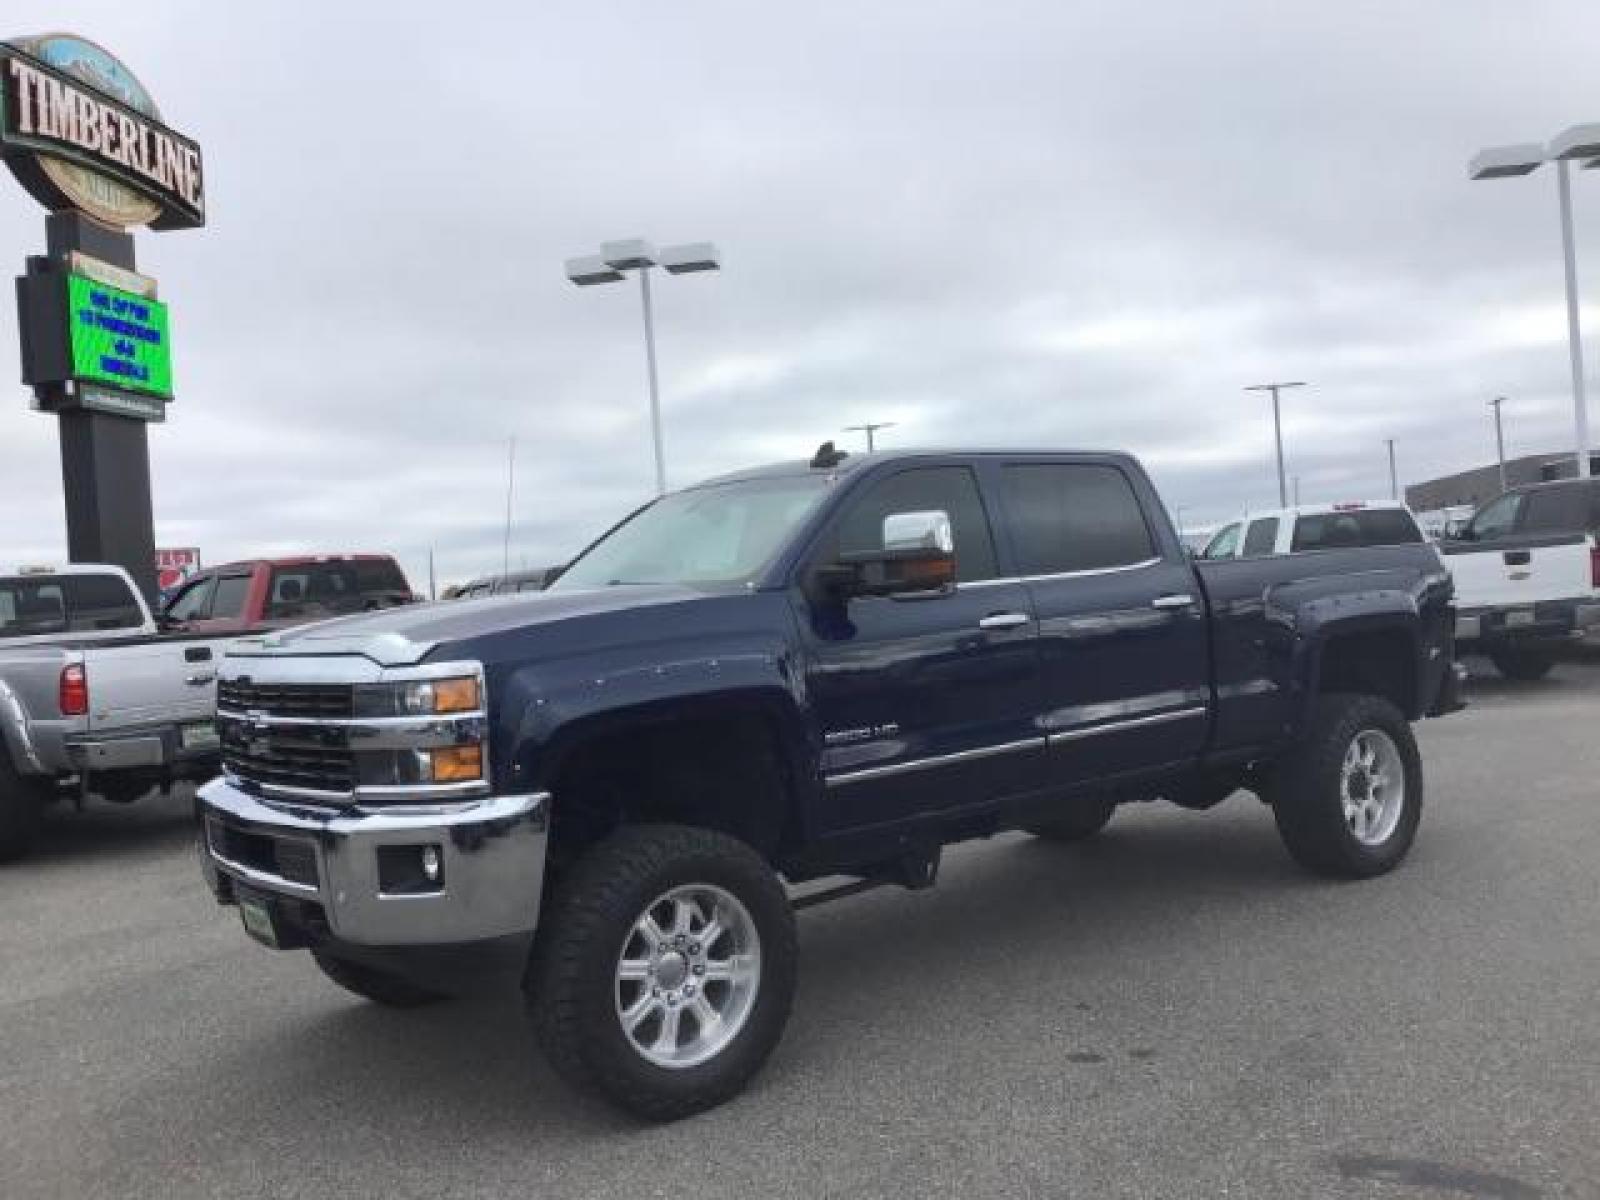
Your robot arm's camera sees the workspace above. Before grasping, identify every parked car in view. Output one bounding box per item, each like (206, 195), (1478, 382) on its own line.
(1199, 502), (1428, 560)
(161, 554), (416, 635)
(450, 566), (562, 599)
(196, 446), (1461, 1120)
(1, 564), (234, 861)
(1441, 478), (1600, 679)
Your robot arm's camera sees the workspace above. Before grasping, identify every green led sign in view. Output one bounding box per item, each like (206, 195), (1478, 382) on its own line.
(66, 272), (172, 399)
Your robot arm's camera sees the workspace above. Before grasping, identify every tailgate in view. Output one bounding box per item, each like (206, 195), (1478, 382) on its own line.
(80, 637), (226, 731)
(1444, 535), (1593, 609)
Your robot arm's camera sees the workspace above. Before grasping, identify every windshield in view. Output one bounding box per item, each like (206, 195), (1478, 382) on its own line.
(551, 475), (832, 590)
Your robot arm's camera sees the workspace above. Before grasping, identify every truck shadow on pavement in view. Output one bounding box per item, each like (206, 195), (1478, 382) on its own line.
(27, 788), (198, 865)
(184, 798), (1343, 1140)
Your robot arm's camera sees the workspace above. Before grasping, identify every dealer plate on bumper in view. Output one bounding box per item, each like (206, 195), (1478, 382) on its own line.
(236, 888), (280, 949)
(1504, 609), (1536, 629)
(180, 721), (220, 751)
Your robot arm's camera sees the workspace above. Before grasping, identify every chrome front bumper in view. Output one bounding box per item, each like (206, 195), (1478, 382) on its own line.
(198, 777), (548, 946)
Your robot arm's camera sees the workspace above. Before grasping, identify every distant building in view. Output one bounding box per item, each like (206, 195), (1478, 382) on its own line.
(1405, 450), (1600, 513)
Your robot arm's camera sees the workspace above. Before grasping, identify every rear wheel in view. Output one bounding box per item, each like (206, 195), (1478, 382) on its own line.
(1267, 693), (1422, 879)
(1024, 796), (1116, 842)
(0, 751), (47, 864)
(1488, 646), (1555, 681)
(310, 949), (447, 1008)
(527, 825), (797, 1121)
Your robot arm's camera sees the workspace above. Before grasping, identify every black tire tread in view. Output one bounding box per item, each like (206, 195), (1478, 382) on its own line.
(0, 748), (46, 865)
(1268, 692), (1422, 879)
(527, 824), (797, 1122)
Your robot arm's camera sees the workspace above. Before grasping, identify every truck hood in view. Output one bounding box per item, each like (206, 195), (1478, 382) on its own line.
(226, 584), (719, 667)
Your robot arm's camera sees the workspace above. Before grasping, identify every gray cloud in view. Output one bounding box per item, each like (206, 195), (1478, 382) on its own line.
(4, 0), (1600, 588)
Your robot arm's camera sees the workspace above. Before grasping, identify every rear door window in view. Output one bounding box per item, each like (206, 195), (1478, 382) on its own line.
(1242, 518), (1280, 557)
(1292, 509), (1423, 551)
(1001, 464), (1156, 575)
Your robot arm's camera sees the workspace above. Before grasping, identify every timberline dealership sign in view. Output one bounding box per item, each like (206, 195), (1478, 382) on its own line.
(0, 34), (204, 230)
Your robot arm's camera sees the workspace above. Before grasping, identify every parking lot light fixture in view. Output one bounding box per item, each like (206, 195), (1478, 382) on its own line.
(1244, 381), (1307, 507)
(565, 237), (722, 496)
(1469, 127), (1597, 479)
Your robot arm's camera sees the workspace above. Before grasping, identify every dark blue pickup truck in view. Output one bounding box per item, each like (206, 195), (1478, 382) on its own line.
(197, 446), (1462, 1119)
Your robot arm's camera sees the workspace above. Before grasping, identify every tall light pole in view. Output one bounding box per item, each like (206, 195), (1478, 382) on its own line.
(1470, 125), (1600, 479)
(843, 421), (896, 452)
(1385, 438), (1398, 501)
(1489, 396), (1508, 491)
(565, 239), (721, 495)
(502, 435), (516, 577)
(1244, 381), (1307, 507)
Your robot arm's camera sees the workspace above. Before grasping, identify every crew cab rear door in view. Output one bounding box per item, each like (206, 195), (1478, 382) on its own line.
(996, 460), (1209, 782)
(797, 463), (1043, 832)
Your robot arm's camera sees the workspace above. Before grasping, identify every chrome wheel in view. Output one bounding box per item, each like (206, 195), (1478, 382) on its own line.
(1341, 728), (1404, 846)
(615, 884), (761, 1070)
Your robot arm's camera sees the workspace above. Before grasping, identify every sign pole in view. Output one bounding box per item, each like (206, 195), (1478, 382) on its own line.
(43, 212), (160, 602)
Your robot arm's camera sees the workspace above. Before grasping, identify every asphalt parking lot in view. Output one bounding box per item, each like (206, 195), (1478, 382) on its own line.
(3, 661), (1597, 1200)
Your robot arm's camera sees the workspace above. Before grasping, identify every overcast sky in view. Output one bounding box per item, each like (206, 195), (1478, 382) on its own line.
(4, 0), (1600, 588)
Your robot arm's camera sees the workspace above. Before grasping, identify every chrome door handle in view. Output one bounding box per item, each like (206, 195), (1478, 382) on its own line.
(978, 612), (1030, 630)
(185, 671), (217, 686)
(1150, 594), (1195, 610)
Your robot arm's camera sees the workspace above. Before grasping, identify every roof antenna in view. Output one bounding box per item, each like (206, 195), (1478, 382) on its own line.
(810, 440), (849, 469)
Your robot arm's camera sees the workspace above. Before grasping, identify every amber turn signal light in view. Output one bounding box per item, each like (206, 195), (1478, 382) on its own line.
(431, 677), (480, 714)
(426, 745), (483, 783)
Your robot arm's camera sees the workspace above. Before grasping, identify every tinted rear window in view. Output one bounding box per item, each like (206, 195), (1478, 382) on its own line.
(0, 573), (143, 639)
(1291, 510), (1422, 552)
(1002, 464), (1155, 575)
(266, 560), (410, 620)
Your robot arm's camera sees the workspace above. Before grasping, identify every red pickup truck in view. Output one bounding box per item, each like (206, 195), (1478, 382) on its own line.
(160, 555), (416, 635)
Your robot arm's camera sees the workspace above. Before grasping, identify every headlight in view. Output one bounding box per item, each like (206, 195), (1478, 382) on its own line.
(356, 676), (481, 718)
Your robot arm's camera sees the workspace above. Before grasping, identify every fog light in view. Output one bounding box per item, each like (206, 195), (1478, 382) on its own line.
(421, 845), (441, 882)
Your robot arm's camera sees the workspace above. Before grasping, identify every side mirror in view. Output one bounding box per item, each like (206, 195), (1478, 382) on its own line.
(827, 510), (958, 598)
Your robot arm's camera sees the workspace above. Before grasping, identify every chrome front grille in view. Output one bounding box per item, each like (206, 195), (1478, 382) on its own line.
(217, 679), (354, 721)
(215, 658), (490, 803)
(220, 725), (356, 796)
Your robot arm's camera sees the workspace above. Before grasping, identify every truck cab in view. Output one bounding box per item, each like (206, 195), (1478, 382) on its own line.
(161, 554), (415, 635)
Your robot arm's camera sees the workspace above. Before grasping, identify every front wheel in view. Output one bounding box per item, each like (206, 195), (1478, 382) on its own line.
(1488, 646), (1556, 681)
(527, 825), (797, 1122)
(1267, 694), (1422, 879)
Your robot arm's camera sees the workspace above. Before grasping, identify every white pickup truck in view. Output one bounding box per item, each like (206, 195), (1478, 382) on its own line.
(1440, 479), (1600, 679)
(1198, 501), (1430, 560)
(0, 564), (235, 861)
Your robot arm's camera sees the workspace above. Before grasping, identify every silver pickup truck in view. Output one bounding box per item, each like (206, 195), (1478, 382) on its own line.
(1, 564), (234, 861)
